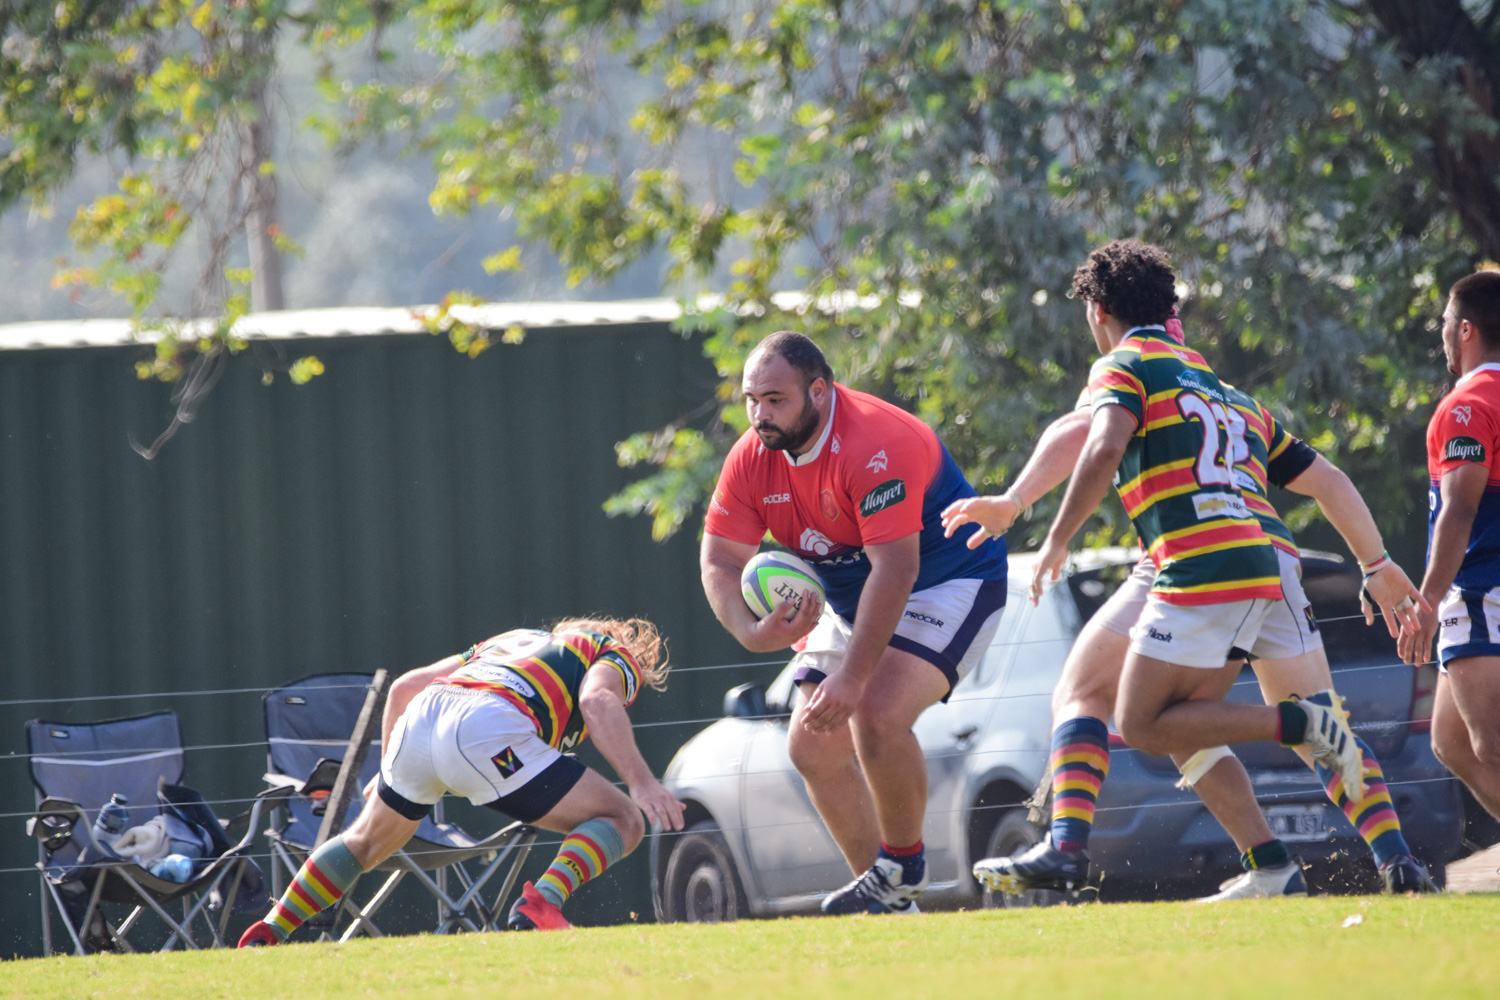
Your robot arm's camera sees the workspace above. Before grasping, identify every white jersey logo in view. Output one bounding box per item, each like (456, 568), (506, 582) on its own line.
(867, 450), (888, 473)
(1454, 405), (1473, 426)
(800, 528), (834, 556)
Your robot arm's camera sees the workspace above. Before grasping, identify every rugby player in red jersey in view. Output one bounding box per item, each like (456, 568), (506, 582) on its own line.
(1401, 270), (1500, 827)
(946, 317), (1437, 898)
(953, 241), (1365, 896)
(700, 332), (1008, 914)
(238, 618), (682, 945)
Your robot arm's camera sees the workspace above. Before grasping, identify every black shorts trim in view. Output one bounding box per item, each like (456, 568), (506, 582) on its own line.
(377, 774), (433, 821)
(482, 753), (586, 824)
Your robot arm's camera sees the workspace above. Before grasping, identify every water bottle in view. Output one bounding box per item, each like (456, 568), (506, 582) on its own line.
(92, 793), (129, 851)
(147, 854), (193, 883)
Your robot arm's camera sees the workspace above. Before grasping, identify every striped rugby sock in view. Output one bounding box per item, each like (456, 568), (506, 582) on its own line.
(1314, 737), (1411, 867)
(1049, 716), (1111, 854)
(535, 818), (626, 908)
(265, 838), (365, 942)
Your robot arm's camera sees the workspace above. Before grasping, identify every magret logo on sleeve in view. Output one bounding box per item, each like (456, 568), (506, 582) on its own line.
(1446, 436), (1486, 462)
(860, 479), (907, 517)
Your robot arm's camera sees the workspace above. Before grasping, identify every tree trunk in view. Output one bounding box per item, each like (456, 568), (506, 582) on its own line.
(1367, 0), (1500, 261)
(239, 34), (285, 313)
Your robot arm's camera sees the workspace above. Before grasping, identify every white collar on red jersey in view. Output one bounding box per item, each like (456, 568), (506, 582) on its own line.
(785, 385), (838, 467)
(1458, 362), (1500, 385)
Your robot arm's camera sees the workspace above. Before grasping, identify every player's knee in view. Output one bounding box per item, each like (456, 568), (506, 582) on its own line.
(1469, 730), (1500, 769)
(1115, 708), (1166, 756)
(611, 808), (645, 853)
(786, 726), (844, 778)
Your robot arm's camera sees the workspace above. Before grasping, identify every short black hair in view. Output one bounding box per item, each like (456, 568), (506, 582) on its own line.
(751, 331), (834, 386)
(1452, 270), (1500, 349)
(1071, 239), (1179, 328)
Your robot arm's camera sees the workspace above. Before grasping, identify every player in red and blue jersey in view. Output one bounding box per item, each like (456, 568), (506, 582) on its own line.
(1403, 270), (1500, 829)
(701, 331), (1007, 915)
(239, 617), (682, 945)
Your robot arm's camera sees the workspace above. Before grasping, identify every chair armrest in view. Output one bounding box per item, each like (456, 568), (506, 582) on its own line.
(27, 797), (117, 857)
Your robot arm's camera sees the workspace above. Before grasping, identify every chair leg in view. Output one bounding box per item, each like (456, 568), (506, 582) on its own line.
(336, 872), (404, 943)
(488, 831), (538, 929)
(43, 879), (87, 957)
(121, 878), (200, 951)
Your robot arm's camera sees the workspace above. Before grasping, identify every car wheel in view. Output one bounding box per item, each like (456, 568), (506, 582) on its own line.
(979, 809), (1065, 909)
(660, 820), (748, 923)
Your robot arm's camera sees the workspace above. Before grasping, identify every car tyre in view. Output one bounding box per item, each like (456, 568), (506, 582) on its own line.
(979, 809), (1066, 909)
(660, 820), (748, 923)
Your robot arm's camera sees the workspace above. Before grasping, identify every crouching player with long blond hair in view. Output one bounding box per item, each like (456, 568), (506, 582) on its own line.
(239, 617), (683, 944)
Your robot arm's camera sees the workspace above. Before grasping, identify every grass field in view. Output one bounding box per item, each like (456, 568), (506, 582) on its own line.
(3, 895), (1496, 999)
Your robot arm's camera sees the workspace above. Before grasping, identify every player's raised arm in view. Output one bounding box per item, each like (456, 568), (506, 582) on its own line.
(1031, 404), (1136, 601)
(942, 409), (1091, 548)
(1282, 454), (1429, 637)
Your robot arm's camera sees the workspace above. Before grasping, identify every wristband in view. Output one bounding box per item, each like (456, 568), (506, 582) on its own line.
(1359, 551), (1391, 576)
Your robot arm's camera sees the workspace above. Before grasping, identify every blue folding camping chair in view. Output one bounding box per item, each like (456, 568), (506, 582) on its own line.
(26, 711), (266, 953)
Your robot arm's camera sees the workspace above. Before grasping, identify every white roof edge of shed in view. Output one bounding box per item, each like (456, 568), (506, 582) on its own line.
(0, 298), (691, 351)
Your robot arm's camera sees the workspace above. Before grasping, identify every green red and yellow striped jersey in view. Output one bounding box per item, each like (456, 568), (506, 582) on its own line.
(1087, 330), (1282, 605)
(1221, 383), (1306, 558)
(436, 628), (643, 751)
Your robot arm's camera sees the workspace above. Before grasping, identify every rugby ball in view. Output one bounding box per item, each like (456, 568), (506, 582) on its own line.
(741, 552), (825, 621)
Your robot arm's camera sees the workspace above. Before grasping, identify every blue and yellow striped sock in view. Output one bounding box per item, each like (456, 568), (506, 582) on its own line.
(1314, 737), (1411, 867)
(1049, 717), (1111, 853)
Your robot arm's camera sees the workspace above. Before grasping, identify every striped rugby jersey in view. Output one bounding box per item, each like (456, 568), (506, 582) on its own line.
(437, 628), (643, 751)
(1088, 329), (1283, 605)
(1221, 383), (1318, 558)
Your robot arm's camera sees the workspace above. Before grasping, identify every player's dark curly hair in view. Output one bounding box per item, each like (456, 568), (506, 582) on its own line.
(1071, 239), (1179, 328)
(752, 331), (834, 387)
(1452, 270), (1500, 349)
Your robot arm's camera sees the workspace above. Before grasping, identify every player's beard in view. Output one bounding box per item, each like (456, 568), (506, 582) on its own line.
(755, 389), (820, 453)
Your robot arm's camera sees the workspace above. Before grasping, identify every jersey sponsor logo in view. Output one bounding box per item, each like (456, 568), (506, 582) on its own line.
(560, 731), (583, 751)
(1454, 405), (1473, 426)
(1232, 469), (1261, 494)
(832, 434), (842, 454)
(1190, 492), (1250, 521)
(1445, 436), (1486, 462)
(1176, 370), (1224, 402)
(763, 493), (790, 504)
(820, 488), (839, 521)
(867, 450), (889, 473)
(859, 478), (907, 517)
(800, 527), (835, 556)
(712, 490), (731, 517)
(903, 610), (945, 627)
(1145, 626), (1173, 643)
(491, 746), (524, 779)
(470, 666), (537, 699)
(1442, 617), (1461, 628)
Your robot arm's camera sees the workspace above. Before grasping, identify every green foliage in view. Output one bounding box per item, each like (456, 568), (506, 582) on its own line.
(315, 0), (1495, 555)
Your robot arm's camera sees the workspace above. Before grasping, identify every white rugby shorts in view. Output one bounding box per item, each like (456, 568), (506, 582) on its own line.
(381, 684), (564, 807)
(1102, 549), (1321, 663)
(1436, 585), (1500, 670)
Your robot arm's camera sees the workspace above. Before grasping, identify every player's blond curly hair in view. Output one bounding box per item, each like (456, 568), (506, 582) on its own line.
(550, 616), (669, 691)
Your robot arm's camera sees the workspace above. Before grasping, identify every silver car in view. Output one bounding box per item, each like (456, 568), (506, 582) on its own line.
(649, 551), (1108, 920)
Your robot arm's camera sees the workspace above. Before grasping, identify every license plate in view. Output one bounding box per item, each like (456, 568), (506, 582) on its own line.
(1265, 803), (1333, 842)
